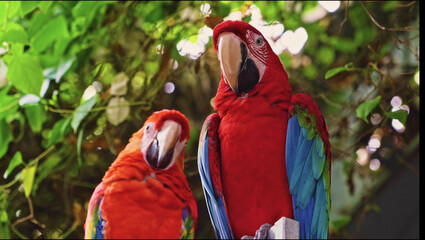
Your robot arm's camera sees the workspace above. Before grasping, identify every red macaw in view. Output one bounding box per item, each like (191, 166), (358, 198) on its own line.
(84, 109), (197, 239)
(198, 20), (331, 239)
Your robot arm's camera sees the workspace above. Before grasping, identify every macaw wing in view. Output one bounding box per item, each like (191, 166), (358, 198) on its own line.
(180, 206), (196, 239)
(286, 93), (331, 239)
(197, 113), (233, 239)
(84, 182), (106, 239)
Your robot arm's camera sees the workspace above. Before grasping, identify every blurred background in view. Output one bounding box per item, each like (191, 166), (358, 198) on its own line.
(0, 1), (419, 239)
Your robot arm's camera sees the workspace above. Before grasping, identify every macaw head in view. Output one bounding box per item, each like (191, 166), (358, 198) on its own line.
(140, 109), (190, 171)
(213, 20), (288, 97)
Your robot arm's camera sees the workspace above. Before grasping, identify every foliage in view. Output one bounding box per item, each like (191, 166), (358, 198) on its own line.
(0, 1), (419, 239)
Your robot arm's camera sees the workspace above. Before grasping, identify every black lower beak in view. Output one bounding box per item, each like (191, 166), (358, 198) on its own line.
(237, 42), (259, 95)
(146, 139), (159, 168)
(145, 139), (175, 170)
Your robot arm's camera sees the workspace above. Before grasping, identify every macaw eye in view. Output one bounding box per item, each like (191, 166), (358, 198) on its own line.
(255, 37), (263, 46)
(145, 124), (153, 134)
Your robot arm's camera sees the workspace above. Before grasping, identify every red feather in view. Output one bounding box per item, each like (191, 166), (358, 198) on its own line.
(211, 20), (294, 238)
(86, 109), (197, 239)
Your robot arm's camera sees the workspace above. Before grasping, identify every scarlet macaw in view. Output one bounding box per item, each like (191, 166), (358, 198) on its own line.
(198, 20), (331, 239)
(85, 109), (197, 239)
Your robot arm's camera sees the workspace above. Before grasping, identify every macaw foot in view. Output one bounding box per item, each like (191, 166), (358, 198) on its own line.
(241, 223), (272, 239)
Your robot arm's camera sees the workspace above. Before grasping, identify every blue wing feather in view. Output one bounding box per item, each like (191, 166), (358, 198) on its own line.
(198, 114), (233, 239)
(85, 195), (105, 239)
(95, 199), (105, 239)
(286, 113), (330, 239)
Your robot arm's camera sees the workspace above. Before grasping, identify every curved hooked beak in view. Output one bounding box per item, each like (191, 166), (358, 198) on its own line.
(218, 33), (260, 96)
(145, 121), (181, 170)
(218, 33), (242, 95)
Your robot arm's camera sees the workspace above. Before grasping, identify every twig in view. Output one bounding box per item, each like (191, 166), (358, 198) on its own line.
(50, 175), (97, 189)
(0, 177), (19, 190)
(47, 100), (151, 114)
(360, 1), (419, 33)
(339, 0), (350, 34)
(368, 62), (395, 96)
(396, 1), (417, 7)
(31, 145), (56, 167)
(59, 222), (79, 239)
(10, 197), (45, 239)
(359, 2), (386, 30)
(318, 93), (343, 109)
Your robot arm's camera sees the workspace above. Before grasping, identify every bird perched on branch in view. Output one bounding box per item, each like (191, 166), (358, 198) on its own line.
(85, 109), (197, 239)
(198, 20), (331, 239)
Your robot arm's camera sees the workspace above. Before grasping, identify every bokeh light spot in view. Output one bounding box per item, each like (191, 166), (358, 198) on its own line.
(82, 85), (97, 101)
(200, 3), (212, 16)
(370, 113), (382, 126)
(356, 148), (369, 166)
(392, 119), (405, 133)
(414, 70), (419, 85)
(390, 96), (402, 108)
(368, 137), (381, 149)
(319, 1), (340, 13)
(164, 82), (175, 94)
(369, 158), (381, 171)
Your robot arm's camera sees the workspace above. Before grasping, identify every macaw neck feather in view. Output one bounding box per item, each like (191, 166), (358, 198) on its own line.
(214, 61), (292, 116)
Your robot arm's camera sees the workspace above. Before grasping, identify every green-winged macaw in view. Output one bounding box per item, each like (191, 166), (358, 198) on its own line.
(85, 109), (197, 239)
(198, 20), (331, 239)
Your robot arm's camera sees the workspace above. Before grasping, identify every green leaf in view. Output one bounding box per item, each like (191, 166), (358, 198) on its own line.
(8, 1), (21, 19)
(72, 1), (101, 17)
(0, 119), (13, 159)
(144, 61), (160, 76)
(21, 164), (37, 198)
(48, 118), (72, 147)
(71, 95), (97, 133)
(51, 55), (76, 83)
(33, 151), (64, 194)
(0, 210), (8, 223)
(77, 128), (84, 166)
(27, 11), (50, 38)
(0, 28), (29, 45)
(317, 47), (335, 66)
(356, 96), (382, 123)
(31, 15), (70, 53)
(23, 104), (46, 133)
(3, 151), (23, 179)
(325, 62), (355, 79)
(37, 1), (53, 12)
(385, 109), (408, 126)
(20, 1), (40, 16)
(331, 215), (352, 232)
(106, 96), (130, 126)
(0, 90), (19, 120)
(365, 203), (381, 213)
(71, 1), (113, 34)
(5, 53), (44, 95)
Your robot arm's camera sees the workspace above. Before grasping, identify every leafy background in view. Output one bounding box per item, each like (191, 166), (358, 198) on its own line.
(0, 1), (419, 239)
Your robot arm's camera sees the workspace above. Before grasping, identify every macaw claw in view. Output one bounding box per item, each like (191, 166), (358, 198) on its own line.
(241, 223), (272, 239)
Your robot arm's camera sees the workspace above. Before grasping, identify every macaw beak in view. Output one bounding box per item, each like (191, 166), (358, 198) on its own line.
(217, 33), (260, 96)
(145, 121), (181, 169)
(218, 33), (242, 95)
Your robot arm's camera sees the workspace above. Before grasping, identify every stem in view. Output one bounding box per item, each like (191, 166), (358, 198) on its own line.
(30, 145), (56, 166)
(0, 177), (19, 190)
(360, 1), (419, 32)
(10, 225), (28, 239)
(59, 222), (79, 239)
(47, 100), (150, 114)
